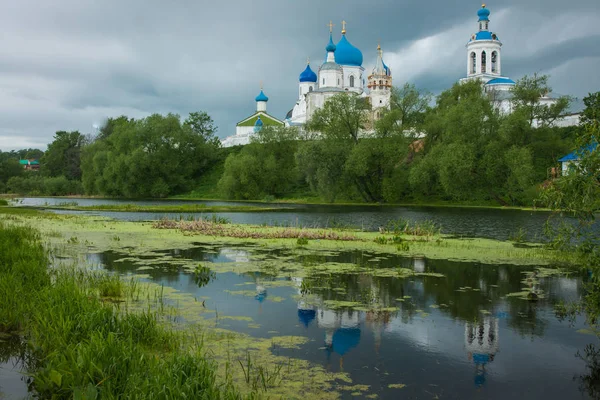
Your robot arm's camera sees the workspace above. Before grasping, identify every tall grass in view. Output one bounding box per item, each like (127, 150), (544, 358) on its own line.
(0, 222), (244, 399)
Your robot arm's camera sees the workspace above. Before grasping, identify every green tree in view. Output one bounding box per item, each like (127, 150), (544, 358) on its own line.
(511, 73), (571, 127)
(540, 92), (599, 399)
(218, 126), (300, 200)
(41, 131), (86, 180)
(0, 159), (23, 184)
(82, 112), (220, 198)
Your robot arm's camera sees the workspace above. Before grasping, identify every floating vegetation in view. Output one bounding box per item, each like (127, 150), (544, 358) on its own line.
(154, 218), (360, 241)
(224, 290), (285, 303)
(193, 263), (216, 288)
(388, 383), (407, 389)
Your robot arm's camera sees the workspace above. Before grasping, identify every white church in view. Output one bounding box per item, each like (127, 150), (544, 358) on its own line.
(221, 4), (578, 147)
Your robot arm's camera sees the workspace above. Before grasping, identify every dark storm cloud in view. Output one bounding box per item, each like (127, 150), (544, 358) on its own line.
(0, 0), (598, 149)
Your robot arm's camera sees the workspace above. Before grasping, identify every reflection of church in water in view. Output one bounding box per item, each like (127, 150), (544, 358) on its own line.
(465, 316), (500, 387)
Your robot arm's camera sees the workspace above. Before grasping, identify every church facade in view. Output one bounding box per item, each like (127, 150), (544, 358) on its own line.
(221, 5), (578, 147)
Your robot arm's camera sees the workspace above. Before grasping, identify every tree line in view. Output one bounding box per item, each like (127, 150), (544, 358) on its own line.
(219, 75), (579, 206)
(0, 74), (590, 206)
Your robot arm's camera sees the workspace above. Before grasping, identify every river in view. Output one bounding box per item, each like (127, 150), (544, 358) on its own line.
(15, 197), (559, 241)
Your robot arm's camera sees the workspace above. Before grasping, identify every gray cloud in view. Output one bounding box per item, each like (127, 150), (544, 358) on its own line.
(0, 0), (598, 150)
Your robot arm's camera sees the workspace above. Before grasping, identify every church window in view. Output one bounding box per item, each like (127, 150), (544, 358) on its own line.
(491, 52), (497, 73)
(379, 80), (383, 85)
(481, 51), (487, 73)
(470, 52), (476, 74)
(338, 79), (340, 85)
(350, 75), (355, 87)
(323, 78), (325, 85)
(309, 86), (313, 92)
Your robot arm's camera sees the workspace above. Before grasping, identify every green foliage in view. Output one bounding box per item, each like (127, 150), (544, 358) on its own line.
(82, 112), (220, 198)
(218, 126), (301, 200)
(0, 199), (8, 206)
(0, 222), (241, 398)
(540, 92), (600, 398)
(296, 237), (309, 246)
(6, 174), (82, 196)
(0, 158), (23, 185)
(41, 131), (86, 180)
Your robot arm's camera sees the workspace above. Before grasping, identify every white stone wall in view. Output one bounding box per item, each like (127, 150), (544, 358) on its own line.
(341, 65), (365, 94)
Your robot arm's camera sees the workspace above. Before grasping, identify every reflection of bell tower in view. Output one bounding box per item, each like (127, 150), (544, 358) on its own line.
(465, 317), (499, 387)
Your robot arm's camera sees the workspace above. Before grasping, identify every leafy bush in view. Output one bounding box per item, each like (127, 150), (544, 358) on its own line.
(6, 175), (82, 196)
(296, 237), (309, 246)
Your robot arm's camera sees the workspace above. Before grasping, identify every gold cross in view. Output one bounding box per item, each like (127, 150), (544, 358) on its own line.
(260, 80), (263, 90)
(327, 21), (334, 33)
(307, 56), (310, 64)
(341, 20), (347, 34)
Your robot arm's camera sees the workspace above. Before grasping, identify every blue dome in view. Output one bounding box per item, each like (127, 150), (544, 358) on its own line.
(486, 77), (515, 85)
(254, 116), (263, 127)
(335, 35), (363, 67)
(326, 33), (336, 53)
(255, 90), (268, 102)
(478, 6), (490, 21)
(475, 31), (492, 40)
(299, 64), (317, 82)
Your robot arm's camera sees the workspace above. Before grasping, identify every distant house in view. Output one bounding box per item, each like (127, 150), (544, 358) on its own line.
(19, 159), (40, 171)
(558, 143), (597, 175)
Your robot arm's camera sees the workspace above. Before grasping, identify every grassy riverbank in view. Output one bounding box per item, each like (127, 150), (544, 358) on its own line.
(0, 222), (243, 399)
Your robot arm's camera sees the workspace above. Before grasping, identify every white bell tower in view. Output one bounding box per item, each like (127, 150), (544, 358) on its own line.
(466, 4), (502, 81)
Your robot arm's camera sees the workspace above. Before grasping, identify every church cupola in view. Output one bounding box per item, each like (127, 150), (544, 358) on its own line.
(298, 58), (317, 99)
(319, 22), (343, 89)
(368, 43), (392, 114)
(255, 87), (268, 112)
(466, 4), (503, 78)
(478, 4), (490, 31)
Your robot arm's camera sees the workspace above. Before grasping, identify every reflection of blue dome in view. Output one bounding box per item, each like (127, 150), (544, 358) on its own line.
(335, 35), (363, 67)
(475, 372), (486, 387)
(331, 327), (361, 356)
(255, 290), (266, 302)
(473, 353), (490, 365)
(298, 309), (316, 327)
(326, 33), (336, 53)
(299, 64), (317, 83)
(478, 6), (490, 21)
(255, 90), (269, 102)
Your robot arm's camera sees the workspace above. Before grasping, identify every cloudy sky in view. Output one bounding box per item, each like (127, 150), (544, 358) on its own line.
(1, 0), (599, 150)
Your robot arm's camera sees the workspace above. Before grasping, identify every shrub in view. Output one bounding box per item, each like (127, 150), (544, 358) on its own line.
(296, 237), (309, 246)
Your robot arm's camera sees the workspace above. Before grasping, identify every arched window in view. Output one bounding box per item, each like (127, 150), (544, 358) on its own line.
(323, 78), (325, 85)
(491, 52), (498, 73)
(470, 52), (476, 74)
(481, 51), (487, 73)
(337, 79), (340, 85)
(379, 80), (383, 85)
(350, 76), (355, 87)
(309, 86), (313, 92)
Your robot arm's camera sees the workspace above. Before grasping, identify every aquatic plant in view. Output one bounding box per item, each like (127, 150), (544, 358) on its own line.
(194, 263), (216, 288)
(153, 217), (359, 241)
(509, 227), (527, 243)
(296, 237), (309, 246)
(0, 222), (244, 399)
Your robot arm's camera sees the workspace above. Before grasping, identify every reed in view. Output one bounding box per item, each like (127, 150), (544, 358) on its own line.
(0, 222), (245, 399)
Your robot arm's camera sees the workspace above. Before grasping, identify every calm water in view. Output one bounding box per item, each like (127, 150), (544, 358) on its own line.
(81, 244), (597, 400)
(14, 197), (561, 241)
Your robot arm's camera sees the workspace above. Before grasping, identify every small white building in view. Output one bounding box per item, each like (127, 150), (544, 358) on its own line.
(559, 143), (597, 175)
(221, 88), (284, 147)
